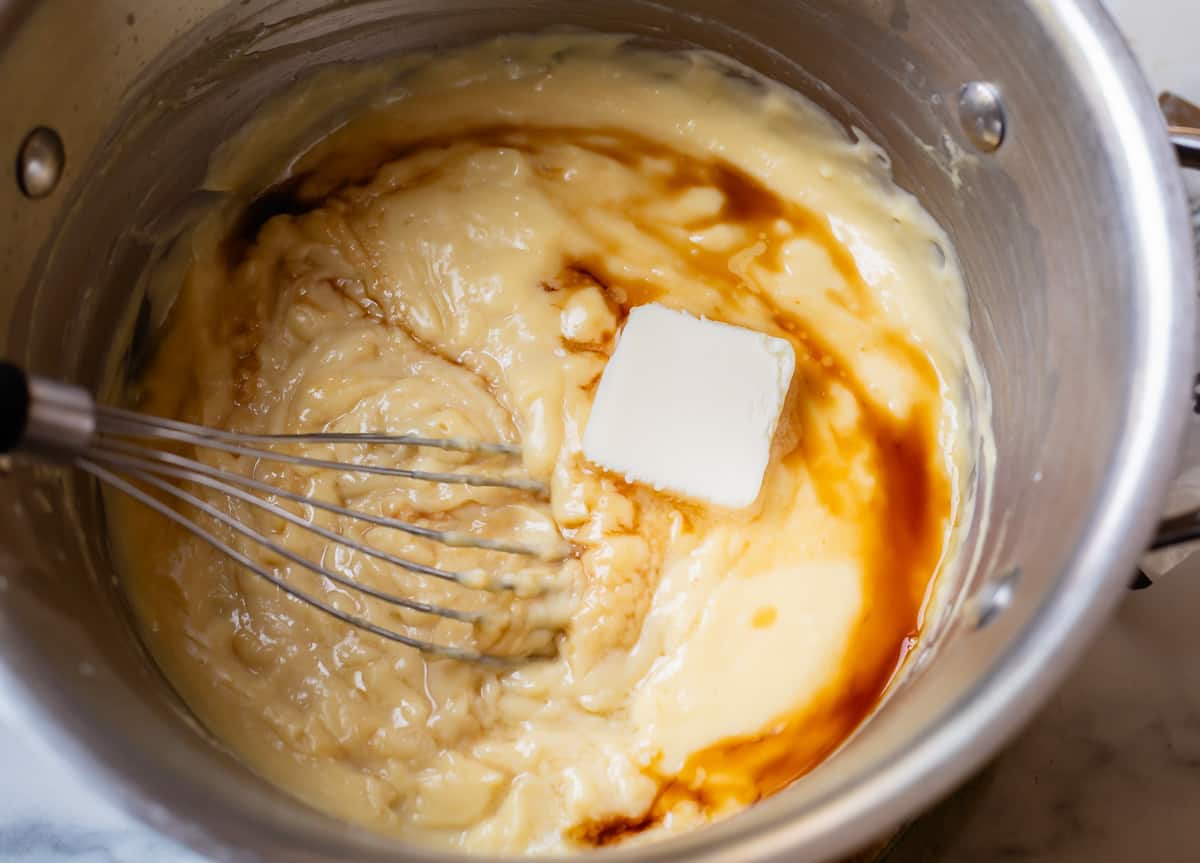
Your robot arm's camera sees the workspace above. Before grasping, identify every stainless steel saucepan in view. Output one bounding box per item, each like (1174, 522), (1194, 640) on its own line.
(0, 2), (1195, 862)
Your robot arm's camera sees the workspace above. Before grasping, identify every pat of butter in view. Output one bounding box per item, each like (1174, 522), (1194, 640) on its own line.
(582, 303), (795, 509)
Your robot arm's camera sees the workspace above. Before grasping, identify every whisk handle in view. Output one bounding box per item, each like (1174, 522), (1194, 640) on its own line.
(0, 361), (96, 457)
(0, 361), (29, 453)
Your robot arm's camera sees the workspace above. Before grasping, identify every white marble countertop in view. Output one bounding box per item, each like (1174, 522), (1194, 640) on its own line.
(2, 3), (1198, 862)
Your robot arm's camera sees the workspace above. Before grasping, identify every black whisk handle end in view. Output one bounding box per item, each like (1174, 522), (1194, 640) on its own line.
(0, 361), (29, 454)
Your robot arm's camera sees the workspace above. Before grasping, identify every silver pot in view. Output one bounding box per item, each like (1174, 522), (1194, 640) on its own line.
(0, 2), (1194, 862)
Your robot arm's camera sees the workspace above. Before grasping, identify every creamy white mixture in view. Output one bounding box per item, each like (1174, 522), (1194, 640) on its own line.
(110, 35), (985, 854)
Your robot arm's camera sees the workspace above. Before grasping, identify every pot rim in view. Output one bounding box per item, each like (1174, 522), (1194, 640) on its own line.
(0, 1), (1194, 862)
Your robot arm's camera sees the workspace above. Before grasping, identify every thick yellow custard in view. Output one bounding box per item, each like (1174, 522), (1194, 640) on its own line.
(110, 35), (986, 854)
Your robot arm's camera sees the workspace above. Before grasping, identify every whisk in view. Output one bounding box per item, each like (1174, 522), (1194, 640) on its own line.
(0, 362), (568, 661)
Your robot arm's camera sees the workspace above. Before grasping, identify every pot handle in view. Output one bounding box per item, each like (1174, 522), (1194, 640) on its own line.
(1171, 126), (1200, 170)
(1136, 100), (1200, 586)
(1144, 367), (1200, 563)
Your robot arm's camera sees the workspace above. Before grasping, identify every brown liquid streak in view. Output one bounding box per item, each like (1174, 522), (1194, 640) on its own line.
(233, 122), (950, 845)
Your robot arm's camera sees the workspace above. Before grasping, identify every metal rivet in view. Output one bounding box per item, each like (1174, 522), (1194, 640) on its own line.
(958, 82), (1006, 153)
(16, 126), (65, 199)
(972, 567), (1021, 629)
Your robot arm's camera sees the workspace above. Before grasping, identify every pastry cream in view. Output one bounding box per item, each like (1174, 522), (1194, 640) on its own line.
(109, 34), (987, 854)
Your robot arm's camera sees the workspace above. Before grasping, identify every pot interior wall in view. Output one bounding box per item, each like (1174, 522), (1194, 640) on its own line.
(0, 2), (1170, 862)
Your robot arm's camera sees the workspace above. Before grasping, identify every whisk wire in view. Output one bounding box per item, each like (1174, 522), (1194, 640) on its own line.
(96, 410), (545, 493)
(1, 364), (565, 660)
(80, 460), (486, 662)
(96, 404), (523, 454)
(92, 439), (551, 561)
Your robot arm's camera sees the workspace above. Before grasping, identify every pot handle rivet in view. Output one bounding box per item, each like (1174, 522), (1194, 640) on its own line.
(16, 126), (65, 200)
(958, 82), (1006, 153)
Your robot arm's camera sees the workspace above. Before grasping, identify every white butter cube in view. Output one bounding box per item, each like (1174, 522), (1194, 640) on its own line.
(582, 304), (795, 509)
